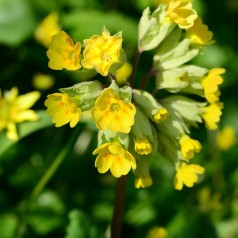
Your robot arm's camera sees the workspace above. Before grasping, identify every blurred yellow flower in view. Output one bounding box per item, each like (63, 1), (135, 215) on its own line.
(44, 93), (81, 127)
(91, 88), (136, 133)
(115, 62), (133, 85)
(81, 30), (123, 76)
(0, 88), (40, 141)
(153, 108), (169, 123)
(179, 134), (202, 160)
(47, 31), (81, 70)
(186, 17), (213, 45)
(174, 162), (205, 190)
(202, 68), (225, 103)
(162, 0), (198, 29)
(93, 142), (136, 178)
(135, 175), (153, 188)
(34, 12), (61, 48)
(198, 186), (223, 212)
(32, 73), (55, 90)
(146, 226), (168, 238)
(216, 126), (237, 151)
(201, 102), (223, 130)
(134, 137), (152, 155)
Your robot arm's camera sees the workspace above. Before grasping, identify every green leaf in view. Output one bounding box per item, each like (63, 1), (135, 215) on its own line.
(0, 110), (52, 158)
(0, 0), (36, 46)
(65, 210), (104, 238)
(62, 10), (137, 45)
(0, 214), (18, 238)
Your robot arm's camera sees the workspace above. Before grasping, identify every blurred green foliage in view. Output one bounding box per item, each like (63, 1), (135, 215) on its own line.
(0, 0), (238, 237)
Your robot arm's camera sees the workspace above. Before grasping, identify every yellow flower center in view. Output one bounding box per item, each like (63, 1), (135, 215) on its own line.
(103, 53), (112, 62)
(110, 103), (121, 112)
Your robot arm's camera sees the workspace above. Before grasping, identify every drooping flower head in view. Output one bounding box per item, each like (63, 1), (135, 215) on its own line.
(34, 12), (61, 47)
(81, 29), (123, 76)
(201, 102), (223, 130)
(93, 142), (136, 178)
(161, 0), (198, 29)
(47, 31), (81, 70)
(186, 17), (213, 45)
(179, 134), (202, 160)
(44, 93), (81, 128)
(202, 68), (225, 103)
(134, 137), (152, 155)
(174, 162), (205, 190)
(91, 88), (136, 133)
(0, 88), (40, 140)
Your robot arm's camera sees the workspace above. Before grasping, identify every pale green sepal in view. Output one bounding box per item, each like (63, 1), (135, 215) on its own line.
(108, 49), (127, 76)
(157, 131), (182, 164)
(132, 106), (154, 141)
(162, 95), (206, 127)
(108, 80), (133, 103)
(97, 130), (129, 149)
(138, 5), (174, 52)
(180, 65), (208, 96)
(157, 110), (188, 139)
(159, 49), (199, 70)
(154, 38), (199, 70)
(133, 155), (153, 188)
(156, 68), (188, 93)
(108, 80), (120, 92)
(97, 129), (117, 146)
(59, 81), (102, 111)
(133, 89), (166, 120)
(119, 85), (133, 103)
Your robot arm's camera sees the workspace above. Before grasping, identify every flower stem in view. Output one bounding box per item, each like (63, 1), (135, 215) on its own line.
(31, 125), (81, 199)
(130, 50), (141, 88)
(111, 175), (127, 238)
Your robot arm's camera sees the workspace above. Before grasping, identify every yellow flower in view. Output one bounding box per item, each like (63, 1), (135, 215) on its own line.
(32, 73), (55, 90)
(44, 93), (81, 127)
(34, 12), (61, 47)
(135, 175), (153, 188)
(0, 88), (40, 141)
(93, 142), (136, 178)
(216, 126), (237, 151)
(115, 62), (133, 85)
(163, 0), (198, 29)
(174, 162), (205, 190)
(47, 31), (81, 70)
(179, 134), (202, 160)
(91, 88), (136, 133)
(202, 68), (225, 103)
(153, 108), (169, 123)
(201, 103), (223, 130)
(146, 227), (168, 238)
(81, 30), (123, 76)
(186, 17), (213, 45)
(134, 137), (152, 155)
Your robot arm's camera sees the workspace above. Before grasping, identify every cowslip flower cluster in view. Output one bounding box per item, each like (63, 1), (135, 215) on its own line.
(45, 1), (225, 190)
(0, 88), (40, 141)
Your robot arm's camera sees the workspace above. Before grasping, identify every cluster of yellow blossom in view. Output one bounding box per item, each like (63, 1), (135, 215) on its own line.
(43, 0), (225, 190)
